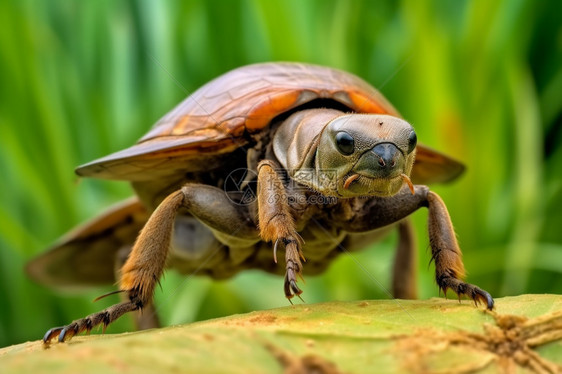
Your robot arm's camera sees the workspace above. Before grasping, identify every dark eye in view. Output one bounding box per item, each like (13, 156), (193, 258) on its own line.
(407, 130), (417, 154)
(335, 132), (355, 155)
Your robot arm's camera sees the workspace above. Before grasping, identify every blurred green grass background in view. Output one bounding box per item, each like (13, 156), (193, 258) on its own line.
(1, 0), (561, 347)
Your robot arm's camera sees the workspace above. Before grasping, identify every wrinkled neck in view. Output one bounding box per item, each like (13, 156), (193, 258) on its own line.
(273, 108), (343, 171)
(272, 109), (343, 192)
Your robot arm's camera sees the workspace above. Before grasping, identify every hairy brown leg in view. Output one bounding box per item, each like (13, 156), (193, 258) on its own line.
(339, 185), (493, 309)
(43, 184), (259, 344)
(257, 160), (305, 301)
(392, 219), (417, 299)
(114, 246), (160, 330)
(426, 191), (494, 309)
(43, 190), (184, 345)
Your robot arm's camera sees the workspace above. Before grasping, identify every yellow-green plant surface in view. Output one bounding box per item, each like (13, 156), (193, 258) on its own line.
(1, 295), (561, 373)
(1, 0), (561, 349)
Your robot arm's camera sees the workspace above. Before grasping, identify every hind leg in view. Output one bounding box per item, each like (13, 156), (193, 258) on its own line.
(392, 219), (417, 299)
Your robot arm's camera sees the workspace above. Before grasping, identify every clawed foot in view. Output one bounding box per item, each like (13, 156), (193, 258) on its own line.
(274, 235), (305, 302)
(43, 300), (140, 345)
(438, 275), (494, 310)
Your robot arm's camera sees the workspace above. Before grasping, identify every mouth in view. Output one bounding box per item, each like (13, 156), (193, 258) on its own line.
(342, 172), (415, 195)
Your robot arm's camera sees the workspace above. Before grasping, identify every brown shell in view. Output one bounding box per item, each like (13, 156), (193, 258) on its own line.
(76, 63), (400, 181)
(76, 62), (463, 184)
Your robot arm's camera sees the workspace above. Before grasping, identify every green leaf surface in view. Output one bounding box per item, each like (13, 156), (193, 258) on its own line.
(1, 295), (560, 373)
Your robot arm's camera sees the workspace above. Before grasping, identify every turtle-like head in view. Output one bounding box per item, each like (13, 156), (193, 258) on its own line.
(315, 114), (417, 197)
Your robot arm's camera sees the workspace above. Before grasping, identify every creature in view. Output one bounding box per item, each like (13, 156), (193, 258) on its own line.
(27, 62), (494, 344)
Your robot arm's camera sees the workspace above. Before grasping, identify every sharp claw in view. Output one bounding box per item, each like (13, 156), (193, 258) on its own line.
(58, 329), (67, 343)
(470, 287), (494, 310)
(480, 290), (494, 310)
(273, 239), (279, 263)
(289, 280), (302, 295)
(286, 280), (304, 302)
(59, 322), (81, 343)
(438, 275), (494, 310)
(285, 273), (304, 304)
(279, 233), (305, 303)
(43, 327), (63, 344)
(59, 327), (72, 343)
(290, 280), (303, 301)
(284, 275), (292, 299)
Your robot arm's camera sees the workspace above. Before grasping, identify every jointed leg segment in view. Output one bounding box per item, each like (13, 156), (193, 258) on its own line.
(43, 183), (259, 344)
(44, 190), (184, 344)
(426, 191), (494, 309)
(257, 160), (305, 300)
(114, 245), (160, 330)
(43, 301), (139, 343)
(340, 185), (493, 309)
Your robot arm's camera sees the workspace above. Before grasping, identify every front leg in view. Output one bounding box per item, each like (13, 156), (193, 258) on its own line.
(257, 160), (305, 301)
(43, 184), (259, 344)
(426, 191), (494, 309)
(114, 245), (160, 330)
(43, 190), (185, 344)
(340, 185), (494, 310)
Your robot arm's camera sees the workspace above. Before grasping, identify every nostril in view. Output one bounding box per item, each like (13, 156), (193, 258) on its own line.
(372, 143), (399, 170)
(355, 142), (403, 177)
